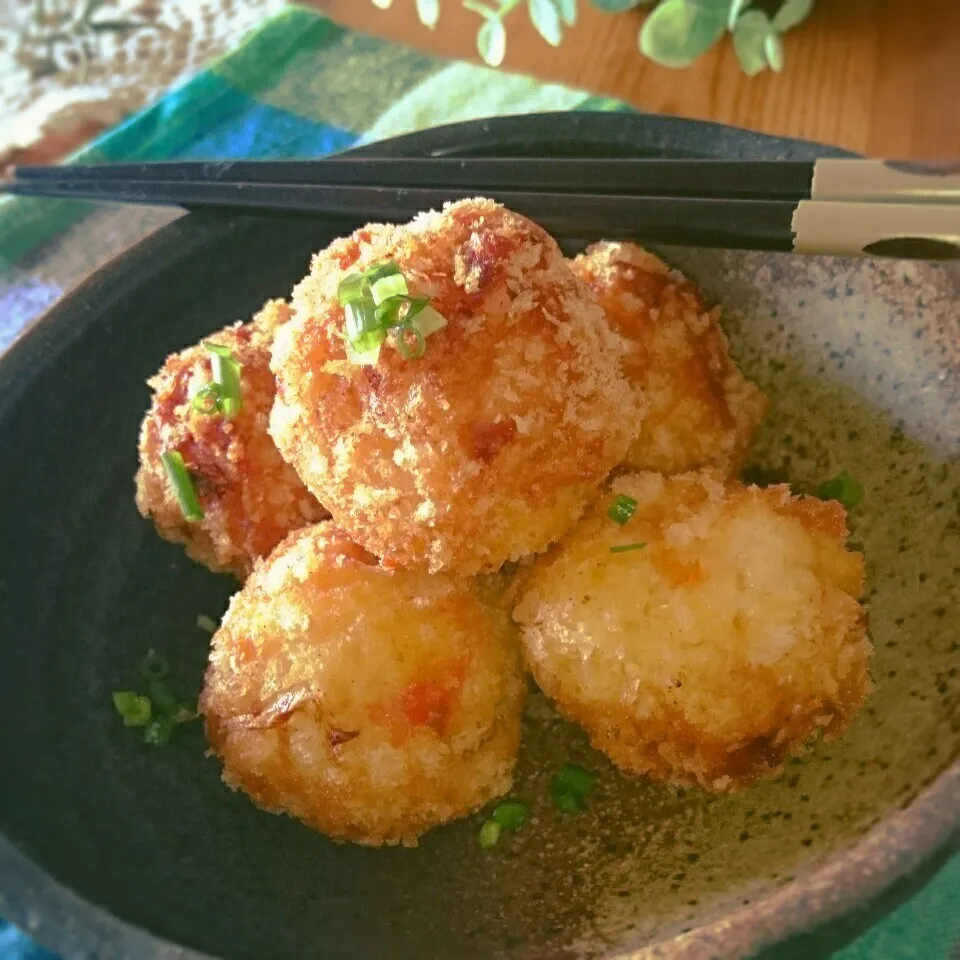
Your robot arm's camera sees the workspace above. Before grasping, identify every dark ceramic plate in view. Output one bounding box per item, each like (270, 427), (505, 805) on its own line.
(0, 113), (957, 960)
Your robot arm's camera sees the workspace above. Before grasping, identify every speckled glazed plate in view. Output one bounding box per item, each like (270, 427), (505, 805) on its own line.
(0, 113), (957, 960)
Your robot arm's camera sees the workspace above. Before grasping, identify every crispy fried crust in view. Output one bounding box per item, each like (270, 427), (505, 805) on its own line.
(135, 300), (328, 578)
(571, 242), (767, 476)
(269, 199), (640, 573)
(514, 471), (872, 791)
(201, 522), (526, 846)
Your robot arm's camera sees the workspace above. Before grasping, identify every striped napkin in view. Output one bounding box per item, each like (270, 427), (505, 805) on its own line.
(0, 7), (957, 959)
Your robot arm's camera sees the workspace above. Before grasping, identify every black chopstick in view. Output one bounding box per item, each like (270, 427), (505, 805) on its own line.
(5, 158), (960, 258)
(11, 158), (817, 200)
(0, 177), (798, 250)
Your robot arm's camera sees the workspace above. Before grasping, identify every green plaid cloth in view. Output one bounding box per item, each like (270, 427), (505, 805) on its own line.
(0, 7), (956, 958)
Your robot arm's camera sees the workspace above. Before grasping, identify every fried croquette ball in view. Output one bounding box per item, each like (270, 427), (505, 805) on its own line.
(269, 198), (639, 573)
(570, 241), (766, 476)
(514, 471), (873, 792)
(135, 300), (328, 579)
(200, 522), (526, 846)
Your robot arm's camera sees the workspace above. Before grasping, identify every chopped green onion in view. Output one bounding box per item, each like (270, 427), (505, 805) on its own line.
(608, 494), (638, 525)
(816, 471), (863, 510)
(204, 342), (234, 360)
(363, 260), (401, 286)
(551, 789), (585, 813)
(196, 613), (218, 633)
(112, 691), (151, 727)
(205, 342), (242, 418)
(173, 707), (197, 724)
(339, 260), (446, 363)
(139, 649), (169, 681)
(345, 299), (384, 352)
(611, 542), (646, 554)
(374, 294), (429, 329)
(553, 763), (596, 798)
(394, 323), (426, 360)
(337, 272), (366, 305)
(491, 800), (528, 831)
(412, 305), (448, 339)
(142, 714), (174, 748)
(191, 382), (221, 415)
(147, 679), (178, 715)
(161, 451), (204, 522)
(345, 342), (382, 366)
(370, 272), (408, 306)
(478, 820), (502, 849)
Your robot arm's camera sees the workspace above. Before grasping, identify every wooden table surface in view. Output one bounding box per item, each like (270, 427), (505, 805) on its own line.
(314, 0), (959, 160)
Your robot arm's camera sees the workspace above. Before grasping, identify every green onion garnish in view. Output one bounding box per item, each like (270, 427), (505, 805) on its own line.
(345, 342), (383, 366)
(608, 494), (638, 525)
(160, 451), (204, 522)
(394, 323), (426, 361)
(191, 382), (221, 415)
(491, 800), (528, 831)
(478, 820), (502, 849)
(336, 260), (446, 363)
(204, 342), (242, 417)
(196, 613), (218, 633)
(142, 714), (174, 748)
(112, 653), (197, 747)
(375, 294), (429, 329)
(370, 271), (408, 306)
(551, 763), (596, 813)
(816, 471), (863, 510)
(112, 691), (152, 727)
(139, 649), (169, 681)
(413, 305), (448, 339)
(345, 299), (381, 344)
(147, 679), (178, 715)
(337, 272), (366, 305)
(610, 543), (646, 554)
(554, 763), (596, 796)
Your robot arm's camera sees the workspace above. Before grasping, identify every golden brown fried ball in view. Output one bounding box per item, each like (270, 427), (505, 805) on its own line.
(269, 198), (639, 574)
(571, 242), (766, 476)
(135, 300), (328, 579)
(514, 471), (872, 791)
(200, 522), (526, 846)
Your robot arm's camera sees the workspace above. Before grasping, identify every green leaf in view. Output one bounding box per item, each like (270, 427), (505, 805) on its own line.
(416, 0), (440, 28)
(589, 0), (651, 10)
(772, 0), (814, 32)
(529, 0), (564, 46)
(727, 0), (751, 30)
(556, 0), (578, 26)
(639, 0), (727, 68)
(463, 1), (499, 19)
(477, 17), (507, 66)
(764, 29), (784, 71)
(732, 9), (771, 75)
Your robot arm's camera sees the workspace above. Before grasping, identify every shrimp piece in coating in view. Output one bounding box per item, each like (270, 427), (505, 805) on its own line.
(269, 198), (639, 574)
(514, 470), (872, 792)
(201, 522), (526, 846)
(135, 300), (328, 579)
(571, 241), (766, 476)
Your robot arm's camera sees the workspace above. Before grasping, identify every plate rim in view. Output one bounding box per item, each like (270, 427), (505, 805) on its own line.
(0, 110), (955, 960)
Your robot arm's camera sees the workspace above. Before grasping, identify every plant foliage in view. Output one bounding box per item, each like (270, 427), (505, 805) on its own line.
(371, 0), (815, 74)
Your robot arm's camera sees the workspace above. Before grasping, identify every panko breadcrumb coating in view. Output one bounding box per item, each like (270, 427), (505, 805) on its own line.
(571, 242), (766, 476)
(269, 198), (639, 573)
(135, 300), (328, 579)
(201, 522), (526, 846)
(514, 471), (872, 791)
